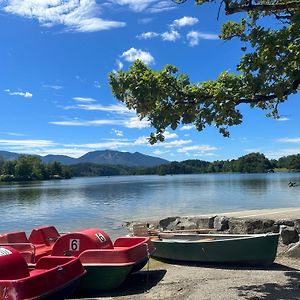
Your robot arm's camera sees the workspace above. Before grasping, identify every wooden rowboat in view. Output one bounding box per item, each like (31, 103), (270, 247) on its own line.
(151, 233), (279, 265)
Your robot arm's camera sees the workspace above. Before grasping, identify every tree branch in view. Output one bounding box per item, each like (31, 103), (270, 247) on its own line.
(236, 75), (300, 105)
(223, 1), (300, 15)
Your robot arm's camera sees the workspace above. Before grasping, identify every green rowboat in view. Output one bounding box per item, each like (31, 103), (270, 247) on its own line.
(151, 233), (279, 265)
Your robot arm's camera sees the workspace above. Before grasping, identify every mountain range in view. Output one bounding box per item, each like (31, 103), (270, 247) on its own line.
(0, 150), (168, 167)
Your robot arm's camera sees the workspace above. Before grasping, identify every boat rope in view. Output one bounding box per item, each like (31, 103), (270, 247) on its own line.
(144, 242), (150, 293)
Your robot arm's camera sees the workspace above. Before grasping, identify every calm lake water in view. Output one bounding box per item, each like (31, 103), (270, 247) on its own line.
(1, 173), (300, 238)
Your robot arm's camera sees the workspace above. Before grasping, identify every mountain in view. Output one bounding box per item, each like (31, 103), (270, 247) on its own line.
(77, 150), (168, 167)
(0, 151), (21, 161)
(0, 150), (168, 167)
(41, 155), (77, 165)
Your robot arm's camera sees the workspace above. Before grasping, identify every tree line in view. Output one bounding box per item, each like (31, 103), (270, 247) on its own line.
(0, 152), (299, 181)
(0, 155), (72, 182)
(71, 153), (300, 177)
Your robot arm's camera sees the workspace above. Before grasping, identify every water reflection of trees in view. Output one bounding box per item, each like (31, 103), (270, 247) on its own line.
(239, 178), (269, 191)
(0, 188), (43, 203)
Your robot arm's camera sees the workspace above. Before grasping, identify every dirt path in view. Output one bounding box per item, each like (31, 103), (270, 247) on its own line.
(72, 256), (300, 300)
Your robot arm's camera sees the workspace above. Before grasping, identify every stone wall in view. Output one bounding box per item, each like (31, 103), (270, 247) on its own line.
(127, 215), (300, 246)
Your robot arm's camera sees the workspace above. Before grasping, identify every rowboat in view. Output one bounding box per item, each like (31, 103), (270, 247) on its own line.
(51, 228), (155, 293)
(0, 246), (86, 300)
(151, 233), (279, 265)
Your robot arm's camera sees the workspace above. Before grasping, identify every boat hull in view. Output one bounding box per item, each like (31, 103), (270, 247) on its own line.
(151, 233), (279, 265)
(76, 264), (133, 293)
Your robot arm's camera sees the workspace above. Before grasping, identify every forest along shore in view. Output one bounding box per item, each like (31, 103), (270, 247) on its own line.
(80, 207), (300, 300)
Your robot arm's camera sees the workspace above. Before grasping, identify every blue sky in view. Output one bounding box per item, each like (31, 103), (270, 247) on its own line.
(0, 0), (299, 162)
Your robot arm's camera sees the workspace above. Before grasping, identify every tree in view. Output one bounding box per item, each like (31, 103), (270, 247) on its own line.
(109, 0), (300, 143)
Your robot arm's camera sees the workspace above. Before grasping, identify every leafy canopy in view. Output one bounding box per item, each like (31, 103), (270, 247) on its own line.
(109, 0), (300, 143)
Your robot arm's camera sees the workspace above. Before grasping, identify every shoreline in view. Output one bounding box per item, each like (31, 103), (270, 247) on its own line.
(75, 256), (300, 300)
(74, 207), (300, 300)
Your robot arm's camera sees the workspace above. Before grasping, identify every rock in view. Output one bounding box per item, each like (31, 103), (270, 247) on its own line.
(228, 218), (277, 234)
(274, 219), (295, 227)
(280, 226), (299, 245)
(285, 241), (300, 258)
(191, 216), (216, 229)
(174, 217), (197, 230)
(294, 219), (300, 233)
(214, 216), (229, 231)
(159, 217), (181, 231)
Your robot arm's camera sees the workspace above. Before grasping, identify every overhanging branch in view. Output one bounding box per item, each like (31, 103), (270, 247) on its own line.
(223, 0), (300, 15)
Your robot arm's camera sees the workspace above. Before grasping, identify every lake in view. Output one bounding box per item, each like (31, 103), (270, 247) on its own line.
(1, 173), (300, 238)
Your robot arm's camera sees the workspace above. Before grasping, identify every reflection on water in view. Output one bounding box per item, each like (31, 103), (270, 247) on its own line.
(0, 173), (300, 238)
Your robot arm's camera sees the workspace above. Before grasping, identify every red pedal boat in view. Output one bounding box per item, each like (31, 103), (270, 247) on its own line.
(0, 226), (60, 263)
(0, 246), (86, 300)
(51, 228), (155, 293)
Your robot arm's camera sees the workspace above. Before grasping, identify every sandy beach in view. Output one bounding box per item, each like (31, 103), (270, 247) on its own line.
(71, 207), (300, 300)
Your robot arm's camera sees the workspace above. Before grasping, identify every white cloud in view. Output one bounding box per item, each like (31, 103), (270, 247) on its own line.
(64, 103), (132, 115)
(265, 148), (300, 159)
(124, 117), (150, 128)
(158, 139), (192, 148)
(161, 30), (180, 42)
(121, 48), (154, 65)
(116, 59), (124, 70)
(110, 0), (176, 13)
(148, 1), (176, 13)
(177, 145), (217, 153)
(50, 119), (121, 126)
(134, 136), (149, 145)
(111, 129), (124, 137)
(153, 150), (163, 155)
(42, 84), (62, 90)
(50, 116), (149, 129)
(171, 16), (198, 28)
(68, 140), (130, 149)
(164, 131), (178, 139)
(277, 137), (300, 144)
(0, 139), (55, 148)
(1, 132), (25, 137)
(276, 117), (290, 121)
(137, 31), (159, 39)
(5, 89), (32, 98)
(73, 97), (96, 103)
(2, 0), (126, 32)
(180, 125), (194, 131)
(31, 148), (88, 158)
(187, 31), (219, 46)
(94, 81), (101, 89)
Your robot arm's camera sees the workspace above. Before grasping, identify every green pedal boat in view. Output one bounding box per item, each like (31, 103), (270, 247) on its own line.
(151, 233), (279, 265)
(51, 228), (155, 294)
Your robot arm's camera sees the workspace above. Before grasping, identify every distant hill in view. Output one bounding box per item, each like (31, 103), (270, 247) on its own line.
(0, 151), (21, 161)
(77, 150), (168, 167)
(0, 150), (168, 167)
(41, 155), (77, 165)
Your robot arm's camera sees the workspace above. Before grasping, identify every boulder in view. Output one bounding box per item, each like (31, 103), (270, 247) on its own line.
(193, 216), (216, 229)
(228, 218), (277, 234)
(285, 241), (300, 259)
(174, 218), (198, 230)
(280, 226), (299, 245)
(214, 216), (229, 231)
(274, 219), (295, 227)
(294, 219), (300, 233)
(159, 217), (181, 231)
